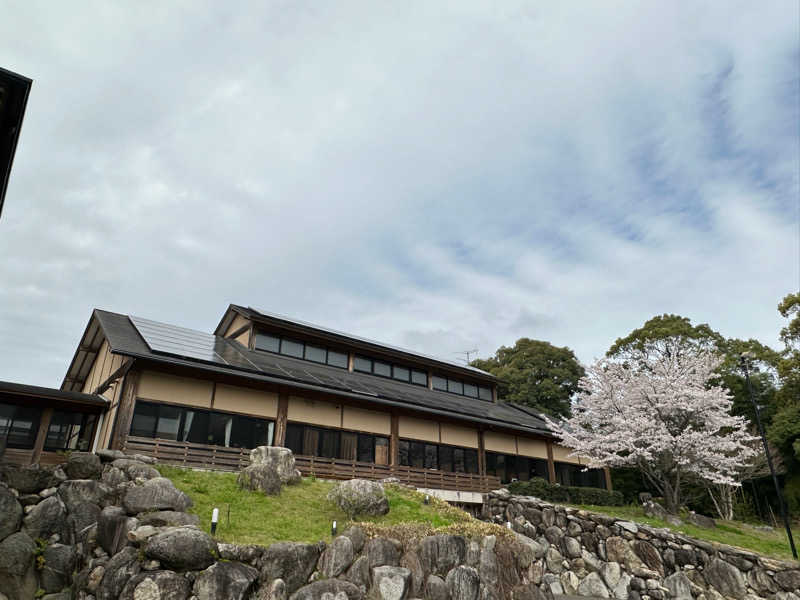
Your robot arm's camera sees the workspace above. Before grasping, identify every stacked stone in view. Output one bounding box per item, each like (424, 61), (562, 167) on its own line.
(481, 488), (800, 600)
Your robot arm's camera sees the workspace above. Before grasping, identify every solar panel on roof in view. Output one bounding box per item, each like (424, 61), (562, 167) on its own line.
(130, 316), (230, 365)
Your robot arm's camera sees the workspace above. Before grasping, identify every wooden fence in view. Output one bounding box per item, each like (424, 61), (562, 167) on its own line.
(123, 436), (501, 493)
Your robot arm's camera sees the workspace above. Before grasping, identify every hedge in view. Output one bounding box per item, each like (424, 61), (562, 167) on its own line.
(507, 477), (625, 506)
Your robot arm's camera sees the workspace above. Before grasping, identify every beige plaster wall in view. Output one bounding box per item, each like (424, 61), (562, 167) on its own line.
(440, 423), (478, 448)
(342, 406), (390, 435)
(398, 416), (439, 443)
(552, 443), (583, 465)
(214, 384), (278, 418)
(287, 396), (342, 427)
(517, 437), (549, 459)
(137, 371), (214, 408)
(484, 431), (517, 454)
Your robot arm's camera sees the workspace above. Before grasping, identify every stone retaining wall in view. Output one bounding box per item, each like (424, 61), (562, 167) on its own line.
(480, 489), (800, 600)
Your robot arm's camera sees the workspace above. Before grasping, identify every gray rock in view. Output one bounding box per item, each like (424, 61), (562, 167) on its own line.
(321, 535), (355, 578)
(0, 463), (61, 493)
(193, 561), (259, 600)
(218, 543), (264, 566)
(577, 572), (610, 598)
(59, 479), (112, 510)
(617, 521), (638, 534)
(605, 537), (643, 570)
(543, 526), (562, 545)
(259, 578), (288, 600)
(601, 561), (622, 588)
(510, 584), (548, 600)
(96, 449), (127, 462)
(664, 572), (693, 600)
(544, 547), (563, 574)
(372, 566), (411, 600)
(97, 505), (129, 556)
(112, 459), (160, 481)
(127, 525), (159, 543)
(686, 512), (716, 529)
(425, 575), (450, 600)
(343, 525), (367, 553)
(418, 535), (467, 576)
(261, 541), (323, 593)
(131, 453), (158, 465)
(40, 543), (77, 593)
(17, 493), (40, 506)
(704, 558), (746, 599)
(642, 500), (668, 520)
(562, 536), (581, 558)
(665, 514), (684, 526)
(775, 569), (800, 592)
(22, 495), (70, 541)
(144, 527), (218, 571)
(445, 566), (480, 600)
(0, 484), (22, 542)
(632, 540), (664, 576)
(96, 546), (142, 600)
(237, 464), (282, 495)
(249, 446), (302, 481)
(101, 465), (129, 487)
(364, 537), (402, 569)
(288, 579), (363, 600)
(560, 571), (580, 595)
(327, 479), (389, 518)
(747, 567), (777, 594)
(123, 477), (192, 514)
(541, 573), (563, 596)
(137, 510), (200, 527)
(0, 531), (37, 600)
(478, 535), (498, 590)
(119, 570), (191, 600)
(345, 555), (371, 590)
(41, 593), (72, 600)
(65, 452), (103, 480)
(581, 548), (601, 572)
(611, 574), (632, 600)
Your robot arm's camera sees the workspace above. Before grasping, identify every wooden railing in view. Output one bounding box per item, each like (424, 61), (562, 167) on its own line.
(124, 436), (501, 493)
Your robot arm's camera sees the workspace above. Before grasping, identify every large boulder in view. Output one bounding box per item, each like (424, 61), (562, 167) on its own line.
(193, 561), (259, 600)
(327, 479), (389, 518)
(0, 483), (23, 542)
(123, 477), (192, 514)
(320, 535), (355, 577)
(112, 458), (161, 481)
(96, 449), (127, 462)
(97, 505), (130, 555)
(0, 463), (60, 493)
(577, 572), (610, 598)
(260, 541), (323, 593)
(372, 566), (411, 600)
(64, 451), (103, 479)
(419, 535), (468, 577)
(364, 537), (402, 569)
(288, 579), (363, 600)
(96, 546), (142, 600)
(445, 566), (480, 600)
(58, 479), (112, 511)
(40, 543), (77, 593)
(704, 558), (747, 599)
(22, 495), (70, 542)
(238, 447), (301, 495)
(138, 510), (200, 527)
(119, 570), (192, 600)
(686, 511), (716, 529)
(144, 527), (219, 571)
(0, 531), (37, 600)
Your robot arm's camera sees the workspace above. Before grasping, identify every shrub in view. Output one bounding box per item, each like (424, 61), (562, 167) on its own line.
(508, 477), (625, 506)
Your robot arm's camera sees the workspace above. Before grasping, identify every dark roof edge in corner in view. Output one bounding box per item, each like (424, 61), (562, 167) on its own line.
(0, 66), (33, 220)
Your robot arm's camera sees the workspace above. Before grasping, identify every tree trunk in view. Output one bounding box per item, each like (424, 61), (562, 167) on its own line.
(662, 480), (680, 514)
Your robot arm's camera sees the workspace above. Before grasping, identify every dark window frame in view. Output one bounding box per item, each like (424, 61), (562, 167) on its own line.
(397, 438), (479, 474)
(253, 329), (349, 370)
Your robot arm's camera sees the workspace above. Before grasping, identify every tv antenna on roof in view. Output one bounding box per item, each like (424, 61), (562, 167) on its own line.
(454, 349), (479, 364)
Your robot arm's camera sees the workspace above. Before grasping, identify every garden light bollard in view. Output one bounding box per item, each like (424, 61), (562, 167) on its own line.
(211, 507), (219, 536)
(332, 520), (337, 537)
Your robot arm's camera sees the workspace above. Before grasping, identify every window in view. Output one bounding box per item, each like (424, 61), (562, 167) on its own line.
(375, 437), (389, 465)
(432, 376), (447, 391)
(392, 366), (410, 382)
(255, 333), (280, 353)
(373, 361), (391, 378)
(398, 439), (479, 474)
(447, 379), (464, 395)
(424, 443), (438, 470)
(304, 345), (327, 363)
(357, 433), (374, 462)
(0, 404), (42, 449)
(354, 356), (372, 373)
(131, 401), (273, 450)
(45, 411), (97, 452)
(327, 350), (349, 369)
(340, 431), (357, 460)
(280, 338), (304, 358)
(285, 422), (388, 464)
(411, 370), (428, 386)
(463, 383), (478, 398)
(479, 386), (493, 401)
(487, 451), (551, 484)
(285, 423), (304, 455)
(319, 429), (339, 458)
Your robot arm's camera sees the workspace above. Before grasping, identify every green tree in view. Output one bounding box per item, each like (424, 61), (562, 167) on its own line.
(471, 338), (584, 417)
(768, 293), (800, 467)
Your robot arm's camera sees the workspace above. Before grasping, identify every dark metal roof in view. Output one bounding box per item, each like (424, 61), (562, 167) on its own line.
(218, 304), (496, 382)
(0, 380), (108, 408)
(0, 67), (32, 219)
(89, 310), (552, 438)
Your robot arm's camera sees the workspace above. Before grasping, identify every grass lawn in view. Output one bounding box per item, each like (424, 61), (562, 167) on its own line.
(569, 503), (799, 563)
(157, 465), (473, 546)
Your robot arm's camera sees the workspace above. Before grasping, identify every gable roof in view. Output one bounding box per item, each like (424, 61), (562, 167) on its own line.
(67, 309), (551, 438)
(215, 304), (496, 382)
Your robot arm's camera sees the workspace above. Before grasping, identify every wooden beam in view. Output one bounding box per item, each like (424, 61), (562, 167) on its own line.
(390, 413), (399, 466)
(111, 371), (140, 451)
(31, 408), (53, 464)
(546, 441), (557, 484)
(274, 392), (289, 446)
(226, 324), (250, 340)
(94, 357), (134, 396)
(478, 428), (486, 476)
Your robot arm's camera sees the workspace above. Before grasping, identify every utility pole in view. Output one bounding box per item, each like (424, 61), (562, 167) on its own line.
(740, 352), (797, 559)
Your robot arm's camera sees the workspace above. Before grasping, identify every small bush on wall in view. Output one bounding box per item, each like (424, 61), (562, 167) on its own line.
(508, 477), (625, 506)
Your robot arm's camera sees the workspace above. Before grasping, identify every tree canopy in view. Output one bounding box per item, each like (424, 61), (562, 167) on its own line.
(471, 338), (584, 418)
(768, 293), (800, 466)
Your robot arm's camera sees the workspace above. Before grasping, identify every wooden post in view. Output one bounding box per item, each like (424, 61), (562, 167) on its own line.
(111, 371), (140, 451)
(31, 408), (53, 464)
(604, 467), (613, 491)
(275, 393), (289, 446)
(477, 429), (486, 476)
(390, 413), (399, 466)
(546, 441), (557, 484)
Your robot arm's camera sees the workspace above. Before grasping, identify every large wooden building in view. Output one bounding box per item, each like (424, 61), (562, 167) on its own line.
(4, 305), (608, 494)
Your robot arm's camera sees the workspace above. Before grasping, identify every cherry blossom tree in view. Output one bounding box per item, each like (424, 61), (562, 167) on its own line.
(545, 339), (759, 514)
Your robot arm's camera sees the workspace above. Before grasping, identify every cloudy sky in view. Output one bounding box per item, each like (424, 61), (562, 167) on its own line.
(1, 1), (798, 388)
